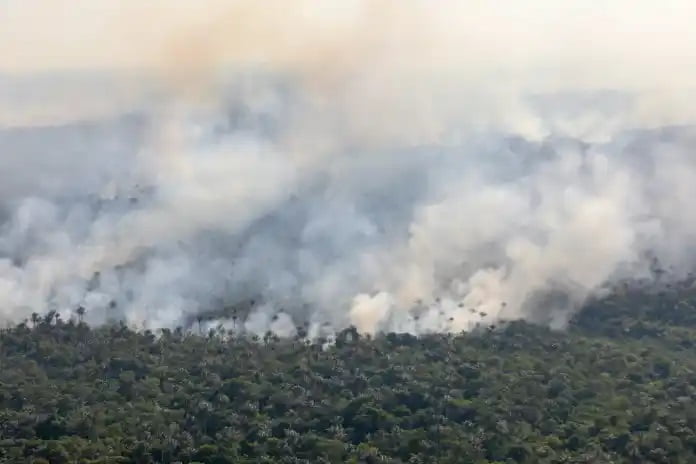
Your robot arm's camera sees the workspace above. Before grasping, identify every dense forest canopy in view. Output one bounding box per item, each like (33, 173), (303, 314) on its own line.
(2, 281), (696, 463)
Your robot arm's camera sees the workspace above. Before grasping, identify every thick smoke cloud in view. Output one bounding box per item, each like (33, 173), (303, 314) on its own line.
(2, 1), (696, 335)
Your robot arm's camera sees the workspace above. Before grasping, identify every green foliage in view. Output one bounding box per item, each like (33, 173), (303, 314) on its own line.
(1, 286), (696, 462)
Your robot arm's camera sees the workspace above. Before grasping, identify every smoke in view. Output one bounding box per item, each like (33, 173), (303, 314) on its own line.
(2, 0), (696, 335)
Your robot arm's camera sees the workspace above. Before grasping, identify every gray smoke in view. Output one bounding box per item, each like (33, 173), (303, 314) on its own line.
(2, 1), (696, 336)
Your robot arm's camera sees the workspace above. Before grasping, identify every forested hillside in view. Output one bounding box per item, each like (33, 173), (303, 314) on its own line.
(2, 285), (696, 463)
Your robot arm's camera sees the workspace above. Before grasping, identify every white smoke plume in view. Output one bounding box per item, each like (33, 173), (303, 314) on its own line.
(2, 0), (696, 335)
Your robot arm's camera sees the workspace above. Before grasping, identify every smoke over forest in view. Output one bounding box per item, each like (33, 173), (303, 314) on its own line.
(3, 0), (696, 336)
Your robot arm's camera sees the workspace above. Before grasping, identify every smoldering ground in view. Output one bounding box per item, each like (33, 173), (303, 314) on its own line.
(2, 1), (696, 336)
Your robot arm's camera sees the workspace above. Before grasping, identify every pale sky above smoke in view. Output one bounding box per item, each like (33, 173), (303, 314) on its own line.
(4, 0), (696, 130)
(2, 1), (696, 335)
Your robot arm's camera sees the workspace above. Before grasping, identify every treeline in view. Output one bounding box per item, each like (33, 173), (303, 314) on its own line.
(1, 286), (696, 463)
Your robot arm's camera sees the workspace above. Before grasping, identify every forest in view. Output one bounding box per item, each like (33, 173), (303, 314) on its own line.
(2, 281), (696, 463)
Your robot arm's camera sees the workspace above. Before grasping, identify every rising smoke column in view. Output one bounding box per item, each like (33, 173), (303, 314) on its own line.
(2, 0), (696, 335)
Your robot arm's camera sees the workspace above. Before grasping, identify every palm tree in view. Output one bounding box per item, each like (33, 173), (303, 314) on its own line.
(44, 310), (57, 325)
(76, 306), (86, 324)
